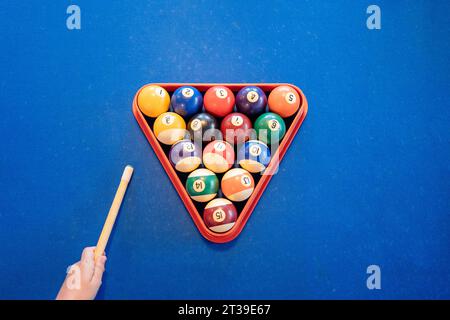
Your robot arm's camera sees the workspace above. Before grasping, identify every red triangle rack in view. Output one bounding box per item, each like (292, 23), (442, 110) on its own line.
(132, 83), (308, 243)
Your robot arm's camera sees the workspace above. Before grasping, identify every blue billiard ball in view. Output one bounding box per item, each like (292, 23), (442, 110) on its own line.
(237, 140), (271, 173)
(171, 86), (203, 118)
(236, 86), (267, 117)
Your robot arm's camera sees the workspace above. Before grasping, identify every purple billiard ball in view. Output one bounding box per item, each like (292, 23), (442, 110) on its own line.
(169, 139), (202, 173)
(236, 86), (267, 117)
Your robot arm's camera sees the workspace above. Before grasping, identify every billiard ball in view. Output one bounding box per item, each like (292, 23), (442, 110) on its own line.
(203, 198), (238, 233)
(220, 112), (254, 145)
(254, 112), (286, 145)
(221, 168), (255, 202)
(169, 140), (202, 173)
(186, 168), (219, 202)
(203, 140), (235, 173)
(171, 86), (203, 118)
(137, 85), (170, 118)
(153, 112), (187, 145)
(235, 86), (267, 116)
(237, 140), (271, 173)
(203, 86), (235, 117)
(268, 85), (301, 118)
(187, 112), (221, 143)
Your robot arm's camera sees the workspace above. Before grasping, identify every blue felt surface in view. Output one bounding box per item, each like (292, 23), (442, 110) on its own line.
(0, 1), (449, 299)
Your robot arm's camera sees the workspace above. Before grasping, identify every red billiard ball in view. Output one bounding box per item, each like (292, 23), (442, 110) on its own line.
(204, 86), (235, 117)
(220, 112), (254, 145)
(203, 198), (238, 233)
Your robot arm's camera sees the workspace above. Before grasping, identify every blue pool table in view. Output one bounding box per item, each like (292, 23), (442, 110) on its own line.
(0, 1), (449, 299)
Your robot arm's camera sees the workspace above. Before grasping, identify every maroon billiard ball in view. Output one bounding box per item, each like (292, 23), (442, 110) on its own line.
(220, 112), (254, 145)
(203, 198), (237, 233)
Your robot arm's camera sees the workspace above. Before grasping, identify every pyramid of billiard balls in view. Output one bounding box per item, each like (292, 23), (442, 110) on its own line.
(137, 85), (301, 234)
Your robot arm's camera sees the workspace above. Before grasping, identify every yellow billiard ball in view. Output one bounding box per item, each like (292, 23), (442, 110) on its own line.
(137, 85), (170, 118)
(153, 112), (187, 145)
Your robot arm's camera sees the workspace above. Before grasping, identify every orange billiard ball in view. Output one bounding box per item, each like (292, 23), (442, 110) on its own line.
(268, 85), (301, 118)
(204, 86), (235, 118)
(221, 168), (255, 202)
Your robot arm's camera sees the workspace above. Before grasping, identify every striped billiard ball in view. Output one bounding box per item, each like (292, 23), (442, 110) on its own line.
(186, 168), (219, 202)
(221, 168), (255, 202)
(202, 140), (235, 173)
(153, 112), (187, 145)
(203, 198), (238, 233)
(169, 140), (202, 173)
(237, 140), (271, 173)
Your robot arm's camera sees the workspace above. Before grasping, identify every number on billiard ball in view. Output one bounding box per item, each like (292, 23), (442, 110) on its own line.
(203, 198), (238, 233)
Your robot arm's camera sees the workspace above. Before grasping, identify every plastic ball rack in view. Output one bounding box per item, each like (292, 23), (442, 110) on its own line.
(133, 83), (308, 243)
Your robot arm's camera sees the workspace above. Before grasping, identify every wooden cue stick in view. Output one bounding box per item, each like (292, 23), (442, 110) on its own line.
(94, 165), (134, 260)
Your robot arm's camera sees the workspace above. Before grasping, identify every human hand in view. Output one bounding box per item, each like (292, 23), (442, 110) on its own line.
(56, 246), (107, 300)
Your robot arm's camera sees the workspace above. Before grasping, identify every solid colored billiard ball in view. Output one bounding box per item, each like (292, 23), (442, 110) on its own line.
(187, 112), (221, 143)
(203, 198), (238, 233)
(268, 85), (301, 118)
(237, 140), (271, 173)
(186, 168), (219, 202)
(153, 112), (187, 145)
(220, 112), (254, 145)
(169, 140), (202, 173)
(235, 86), (267, 116)
(221, 168), (255, 202)
(254, 112), (286, 145)
(203, 86), (235, 117)
(171, 86), (203, 118)
(137, 85), (170, 117)
(203, 140), (235, 173)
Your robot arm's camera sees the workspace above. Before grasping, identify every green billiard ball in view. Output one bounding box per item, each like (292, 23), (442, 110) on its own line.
(254, 112), (286, 145)
(186, 168), (219, 202)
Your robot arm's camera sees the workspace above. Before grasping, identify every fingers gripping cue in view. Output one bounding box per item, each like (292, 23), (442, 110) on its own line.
(94, 165), (134, 260)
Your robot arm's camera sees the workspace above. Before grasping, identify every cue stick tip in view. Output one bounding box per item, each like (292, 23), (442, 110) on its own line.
(122, 165), (134, 183)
